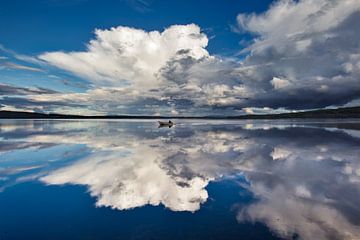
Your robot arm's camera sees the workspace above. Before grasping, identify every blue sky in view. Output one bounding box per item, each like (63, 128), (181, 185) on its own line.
(1, 0), (360, 115)
(0, 0), (273, 54)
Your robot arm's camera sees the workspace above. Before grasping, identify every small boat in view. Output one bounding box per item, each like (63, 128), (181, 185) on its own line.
(158, 120), (174, 128)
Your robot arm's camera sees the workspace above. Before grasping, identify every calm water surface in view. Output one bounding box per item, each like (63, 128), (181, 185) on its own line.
(0, 119), (360, 240)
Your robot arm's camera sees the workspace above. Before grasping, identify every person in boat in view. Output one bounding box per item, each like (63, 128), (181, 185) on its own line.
(158, 120), (174, 127)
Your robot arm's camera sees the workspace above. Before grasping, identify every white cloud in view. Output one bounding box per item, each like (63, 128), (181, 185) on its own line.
(237, 0), (360, 51)
(39, 24), (209, 88)
(295, 185), (311, 198)
(270, 77), (290, 90)
(243, 107), (254, 114)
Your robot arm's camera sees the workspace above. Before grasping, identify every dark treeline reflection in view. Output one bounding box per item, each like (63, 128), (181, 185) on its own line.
(1, 120), (360, 240)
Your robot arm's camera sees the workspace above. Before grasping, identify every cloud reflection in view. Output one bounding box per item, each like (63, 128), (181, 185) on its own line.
(1, 120), (360, 239)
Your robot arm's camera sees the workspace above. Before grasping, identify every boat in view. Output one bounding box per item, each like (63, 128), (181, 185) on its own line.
(158, 120), (174, 128)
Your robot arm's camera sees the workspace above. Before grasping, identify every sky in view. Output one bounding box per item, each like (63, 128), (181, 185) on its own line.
(0, 0), (360, 116)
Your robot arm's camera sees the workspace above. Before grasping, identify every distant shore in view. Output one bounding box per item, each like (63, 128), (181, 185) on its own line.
(0, 107), (359, 119)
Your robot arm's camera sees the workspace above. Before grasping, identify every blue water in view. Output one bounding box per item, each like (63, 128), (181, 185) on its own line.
(0, 119), (360, 240)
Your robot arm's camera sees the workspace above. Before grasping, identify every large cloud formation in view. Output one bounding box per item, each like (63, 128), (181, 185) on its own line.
(236, 0), (360, 109)
(2, 0), (360, 115)
(39, 24), (209, 88)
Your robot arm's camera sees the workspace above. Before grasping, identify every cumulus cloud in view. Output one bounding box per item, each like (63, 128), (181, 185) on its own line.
(39, 24), (209, 88)
(236, 0), (360, 109)
(34, 24), (224, 115)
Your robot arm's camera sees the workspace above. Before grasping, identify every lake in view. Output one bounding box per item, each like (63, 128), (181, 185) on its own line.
(0, 119), (360, 240)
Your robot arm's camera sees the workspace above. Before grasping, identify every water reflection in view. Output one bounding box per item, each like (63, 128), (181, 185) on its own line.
(1, 119), (360, 239)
